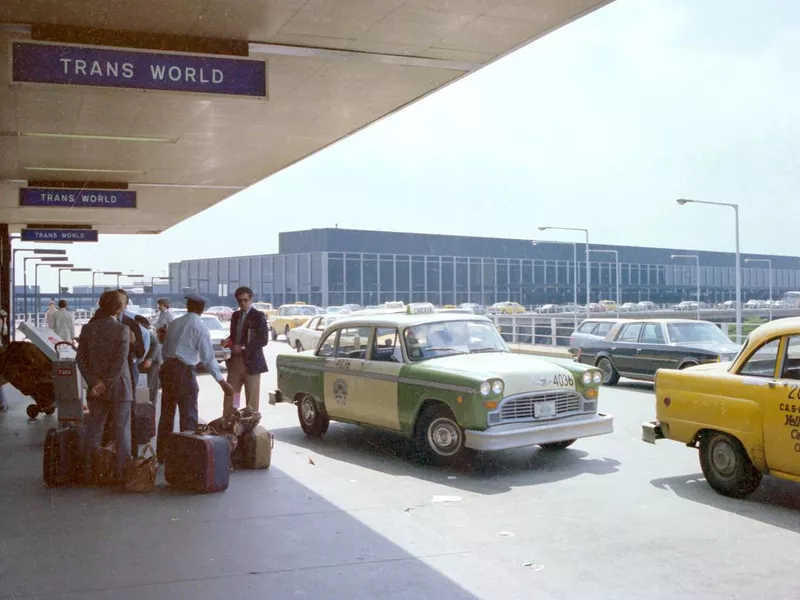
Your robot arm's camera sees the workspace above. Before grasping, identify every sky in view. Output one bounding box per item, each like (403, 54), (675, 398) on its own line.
(14, 0), (800, 292)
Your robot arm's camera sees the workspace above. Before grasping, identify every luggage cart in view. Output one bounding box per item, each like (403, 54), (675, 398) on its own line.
(52, 341), (84, 425)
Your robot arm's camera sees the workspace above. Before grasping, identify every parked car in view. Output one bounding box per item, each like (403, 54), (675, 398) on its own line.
(569, 319), (627, 356)
(642, 317), (800, 498)
(206, 306), (234, 322)
(459, 303), (487, 315)
(271, 302), (322, 340)
(199, 313), (231, 364)
(287, 314), (340, 352)
(576, 319), (741, 385)
(637, 301), (656, 311)
(270, 311), (613, 463)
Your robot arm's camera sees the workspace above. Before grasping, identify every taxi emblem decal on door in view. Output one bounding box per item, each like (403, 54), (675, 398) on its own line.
(333, 378), (348, 406)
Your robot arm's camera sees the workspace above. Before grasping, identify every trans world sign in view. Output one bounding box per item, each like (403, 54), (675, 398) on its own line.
(11, 41), (267, 98)
(21, 229), (99, 242)
(20, 188), (137, 209)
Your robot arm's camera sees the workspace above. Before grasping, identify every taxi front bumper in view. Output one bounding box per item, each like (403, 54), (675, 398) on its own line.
(464, 413), (614, 451)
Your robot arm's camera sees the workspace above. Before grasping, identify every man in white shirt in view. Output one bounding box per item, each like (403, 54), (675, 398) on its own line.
(51, 300), (75, 342)
(157, 293), (234, 457)
(155, 298), (175, 332)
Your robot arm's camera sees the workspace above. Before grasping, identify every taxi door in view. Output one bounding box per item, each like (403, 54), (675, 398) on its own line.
(356, 327), (403, 431)
(763, 334), (800, 476)
(322, 327), (369, 423)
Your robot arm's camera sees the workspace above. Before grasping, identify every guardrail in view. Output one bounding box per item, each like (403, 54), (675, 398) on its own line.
(485, 312), (794, 347)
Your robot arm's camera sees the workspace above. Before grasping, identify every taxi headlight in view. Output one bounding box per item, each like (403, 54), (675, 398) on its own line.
(592, 371), (602, 384)
(582, 371), (592, 385)
(491, 380), (504, 395)
(480, 381), (491, 396)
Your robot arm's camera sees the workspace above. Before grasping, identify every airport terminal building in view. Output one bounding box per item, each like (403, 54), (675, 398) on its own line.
(169, 228), (800, 308)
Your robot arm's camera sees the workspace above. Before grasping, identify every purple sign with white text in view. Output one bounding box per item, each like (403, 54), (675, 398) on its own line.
(20, 188), (137, 209)
(11, 41), (267, 98)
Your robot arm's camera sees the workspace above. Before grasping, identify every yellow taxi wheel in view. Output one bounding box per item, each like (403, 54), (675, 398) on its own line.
(699, 431), (762, 498)
(284, 325), (291, 339)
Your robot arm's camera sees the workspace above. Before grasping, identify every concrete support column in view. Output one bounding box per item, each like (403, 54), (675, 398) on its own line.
(1, 224), (10, 346)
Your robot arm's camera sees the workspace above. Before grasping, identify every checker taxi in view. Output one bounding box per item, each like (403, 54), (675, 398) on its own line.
(271, 309), (613, 463)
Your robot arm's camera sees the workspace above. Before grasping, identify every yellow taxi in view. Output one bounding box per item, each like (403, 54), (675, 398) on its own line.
(598, 300), (617, 312)
(490, 301), (525, 314)
(252, 302), (277, 319)
(271, 302), (322, 341)
(643, 317), (800, 498)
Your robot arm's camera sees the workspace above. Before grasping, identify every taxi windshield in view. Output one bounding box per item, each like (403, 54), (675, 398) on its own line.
(403, 319), (507, 361)
(666, 322), (731, 344)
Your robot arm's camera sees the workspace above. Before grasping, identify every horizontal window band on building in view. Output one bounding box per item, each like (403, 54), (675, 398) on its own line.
(169, 229), (800, 307)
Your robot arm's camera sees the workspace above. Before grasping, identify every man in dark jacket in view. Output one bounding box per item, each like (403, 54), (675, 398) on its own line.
(223, 286), (269, 416)
(78, 290), (132, 482)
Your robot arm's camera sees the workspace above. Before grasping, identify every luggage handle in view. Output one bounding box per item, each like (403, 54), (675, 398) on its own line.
(54, 341), (78, 352)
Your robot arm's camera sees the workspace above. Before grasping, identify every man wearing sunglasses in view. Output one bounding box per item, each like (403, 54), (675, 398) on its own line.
(223, 286), (269, 416)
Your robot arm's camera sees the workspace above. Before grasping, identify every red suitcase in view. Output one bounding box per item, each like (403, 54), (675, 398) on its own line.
(164, 432), (230, 493)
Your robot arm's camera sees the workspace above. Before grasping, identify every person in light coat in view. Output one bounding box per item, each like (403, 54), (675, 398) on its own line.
(51, 300), (75, 342)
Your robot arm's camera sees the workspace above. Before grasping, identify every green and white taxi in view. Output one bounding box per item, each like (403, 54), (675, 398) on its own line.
(270, 311), (613, 462)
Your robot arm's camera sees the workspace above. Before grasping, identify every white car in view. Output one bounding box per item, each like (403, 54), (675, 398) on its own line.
(200, 313), (231, 364)
(286, 314), (340, 352)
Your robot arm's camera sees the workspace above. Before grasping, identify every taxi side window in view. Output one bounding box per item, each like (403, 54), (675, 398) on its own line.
(738, 338), (781, 378)
(780, 336), (800, 380)
(335, 327), (369, 359)
(317, 330), (337, 357)
(371, 328), (402, 363)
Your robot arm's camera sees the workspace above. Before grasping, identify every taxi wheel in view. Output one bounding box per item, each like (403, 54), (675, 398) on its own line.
(416, 405), (465, 464)
(270, 328), (278, 341)
(295, 340), (304, 352)
(298, 394), (329, 438)
(699, 431), (762, 498)
(284, 325), (291, 340)
(596, 357), (619, 386)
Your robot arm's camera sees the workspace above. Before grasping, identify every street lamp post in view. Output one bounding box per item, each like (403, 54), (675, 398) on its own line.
(59, 267), (92, 298)
(745, 258), (772, 322)
(538, 226), (590, 318)
(14, 248), (68, 328)
(671, 254), (701, 321)
(532, 240), (579, 328)
(24, 256), (70, 323)
(35, 261), (72, 326)
(590, 249), (620, 317)
(677, 199), (741, 342)
(92, 271), (122, 311)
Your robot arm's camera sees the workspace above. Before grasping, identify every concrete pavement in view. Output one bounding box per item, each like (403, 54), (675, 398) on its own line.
(0, 340), (798, 599)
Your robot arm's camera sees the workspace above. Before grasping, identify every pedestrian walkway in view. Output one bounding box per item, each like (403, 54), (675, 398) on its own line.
(0, 385), (476, 600)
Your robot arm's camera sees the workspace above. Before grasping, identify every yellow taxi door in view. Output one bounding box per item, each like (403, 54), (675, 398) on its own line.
(764, 334), (800, 475)
(356, 327), (403, 431)
(322, 326), (369, 422)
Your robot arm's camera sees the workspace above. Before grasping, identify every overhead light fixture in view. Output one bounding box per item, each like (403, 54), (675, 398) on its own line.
(23, 166), (142, 174)
(19, 132), (176, 143)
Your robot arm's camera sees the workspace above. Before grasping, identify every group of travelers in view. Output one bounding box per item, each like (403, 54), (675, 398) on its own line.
(76, 287), (269, 483)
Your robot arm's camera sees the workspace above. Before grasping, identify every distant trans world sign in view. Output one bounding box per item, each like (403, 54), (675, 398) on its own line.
(21, 229), (99, 242)
(20, 188), (137, 209)
(11, 40), (267, 98)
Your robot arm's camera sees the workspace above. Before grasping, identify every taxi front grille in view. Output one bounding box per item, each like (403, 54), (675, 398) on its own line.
(488, 391), (583, 425)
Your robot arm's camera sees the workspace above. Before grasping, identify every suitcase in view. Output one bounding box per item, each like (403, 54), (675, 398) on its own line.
(133, 392), (156, 442)
(164, 432), (230, 493)
(43, 426), (84, 487)
(232, 426), (273, 470)
(91, 444), (118, 486)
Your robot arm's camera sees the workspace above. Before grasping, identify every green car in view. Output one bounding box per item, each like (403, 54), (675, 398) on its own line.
(270, 311), (614, 463)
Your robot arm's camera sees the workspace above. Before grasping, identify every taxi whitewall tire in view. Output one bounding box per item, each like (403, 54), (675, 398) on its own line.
(415, 404), (466, 463)
(298, 394), (330, 437)
(596, 356), (619, 386)
(698, 431), (762, 498)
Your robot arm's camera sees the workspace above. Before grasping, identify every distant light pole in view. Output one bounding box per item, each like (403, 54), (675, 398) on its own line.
(590, 249), (620, 317)
(671, 254), (700, 320)
(745, 258), (773, 322)
(532, 240), (578, 328)
(92, 271), (122, 310)
(24, 256), (70, 323)
(59, 267), (92, 297)
(539, 226), (590, 317)
(35, 262), (73, 326)
(677, 198), (741, 342)
(11, 248), (67, 335)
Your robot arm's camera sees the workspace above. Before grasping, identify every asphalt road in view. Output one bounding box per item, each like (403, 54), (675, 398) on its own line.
(187, 339), (800, 600)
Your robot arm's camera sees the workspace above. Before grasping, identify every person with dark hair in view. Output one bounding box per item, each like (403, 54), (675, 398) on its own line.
(136, 314), (162, 406)
(52, 299), (75, 342)
(223, 286), (269, 416)
(77, 290), (132, 483)
(155, 297), (175, 334)
(157, 293), (234, 457)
